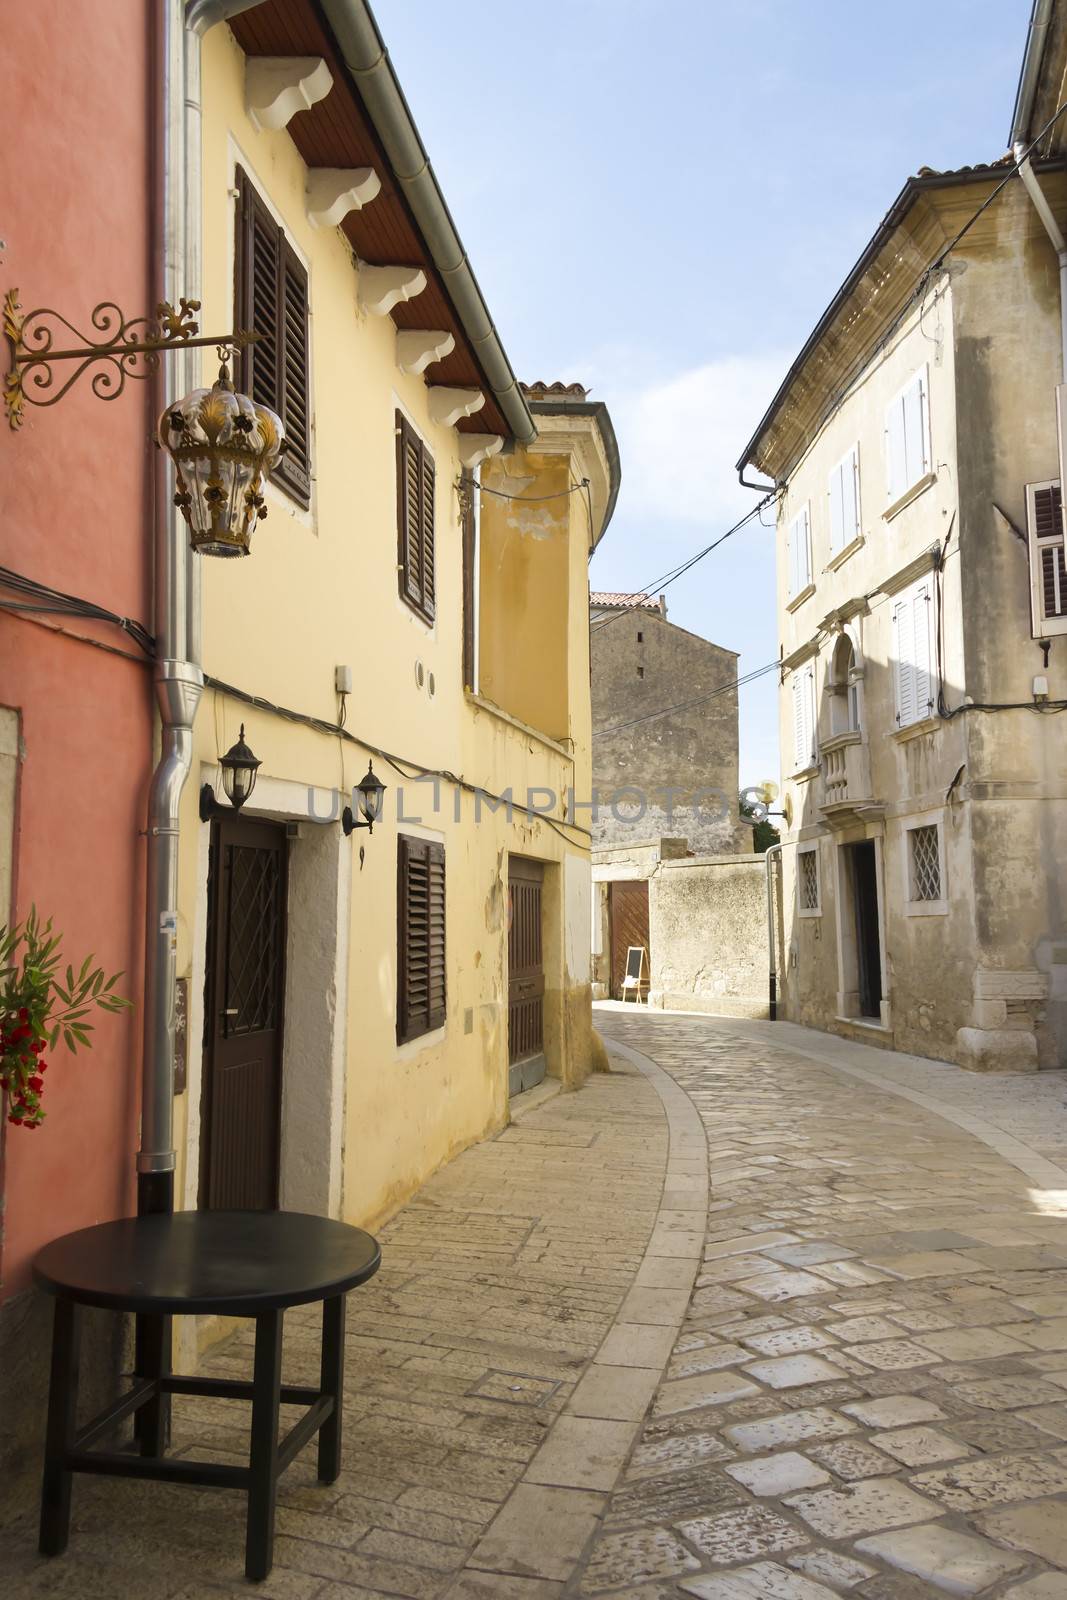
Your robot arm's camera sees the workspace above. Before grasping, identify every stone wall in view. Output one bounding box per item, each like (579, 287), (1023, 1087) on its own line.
(647, 853), (769, 1017)
(590, 607), (745, 854)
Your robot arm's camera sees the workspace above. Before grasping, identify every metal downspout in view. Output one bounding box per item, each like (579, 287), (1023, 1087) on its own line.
(139, 0), (260, 1210)
(765, 841), (783, 1021)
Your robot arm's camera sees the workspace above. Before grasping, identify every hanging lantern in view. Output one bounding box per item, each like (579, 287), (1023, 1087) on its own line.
(218, 725), (262, 810)
(158, 363), (284, 557)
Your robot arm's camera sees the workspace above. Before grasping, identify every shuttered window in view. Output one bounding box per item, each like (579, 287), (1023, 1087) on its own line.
(829, 444), (861, 556)
(396, 412), (436, 623)
(792, 661), (817, 771)
(1026, 479), (1067, 637)
(234, 166), (311, 507)
(892, 577), (936, 728)
(787, 504), (812, 599)
(461, 474), (476, 688)
(885, 368), (931, 504)
(397, 834), (446, 1043)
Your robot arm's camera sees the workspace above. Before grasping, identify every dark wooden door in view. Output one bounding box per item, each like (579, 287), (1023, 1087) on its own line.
(852, 841), (882, 1020)
(609, 880), (650, 998)
(508, 857), (545, 1096)
(201, 813), (288, 1210)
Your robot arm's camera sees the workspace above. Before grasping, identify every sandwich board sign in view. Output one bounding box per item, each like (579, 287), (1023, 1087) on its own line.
(622, 945), (647, 1002)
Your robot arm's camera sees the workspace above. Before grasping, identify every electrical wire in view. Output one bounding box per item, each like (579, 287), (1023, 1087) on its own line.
(463, 478), (589, 504)
(204, 673), (592, 848)
(589, 493), (777, 638)
(593, 658), (781, 738)
(0, 564), (154, 655)
(0, 603), (151, 666)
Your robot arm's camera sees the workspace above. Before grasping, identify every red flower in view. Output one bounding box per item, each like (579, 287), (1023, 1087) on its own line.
(31, 1040), (45, 1054)
(8, 1113), (23, 1125)
(27, 1076), (43, 1093)
(37, 1061), (47, 1072)
(18, 1008), (28, 1021)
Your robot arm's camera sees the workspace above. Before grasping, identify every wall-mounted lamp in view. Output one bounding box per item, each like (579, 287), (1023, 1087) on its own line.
(342, 763), (386, 835)
(159, 362), (284, 557)
(199, 725), (262, 821)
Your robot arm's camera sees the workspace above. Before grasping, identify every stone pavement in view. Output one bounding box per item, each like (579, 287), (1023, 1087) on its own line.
(582, 1011), (1067, 1600)
(5, 1012), (1067, 1599)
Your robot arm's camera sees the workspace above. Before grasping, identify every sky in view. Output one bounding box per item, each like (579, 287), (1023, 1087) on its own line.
(378, 0), (1031, 787)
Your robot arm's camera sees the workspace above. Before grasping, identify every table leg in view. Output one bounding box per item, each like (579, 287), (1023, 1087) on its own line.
(246, 1308), (283, 1582)
(317, 1293), (346, 1483)
(39, 1298), (80, 1556)
(135, 1311), (171, 1457)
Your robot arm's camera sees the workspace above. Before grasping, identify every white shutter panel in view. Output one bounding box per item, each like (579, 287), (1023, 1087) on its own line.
(912, 579), (934, 718)
(787, 518), (796, 598)
(886, 393), (907, 502)
(806, 664), (817, 764)
(799, 505), (811, 589)
(1027, 481), (1067, 633)
(792, 673), (805, 769)
(893, 595), (917, 726)
(844, 446), (860, 543)
(902, 371), (929, 485)
(829, 462), (845, 555)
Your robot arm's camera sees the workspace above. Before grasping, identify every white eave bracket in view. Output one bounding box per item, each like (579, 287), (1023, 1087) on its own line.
(457, 434), (503, 470)
(428, 387), (484, 427)
(358, 265), (427, 317)
(246, 57), (333, 132)
(306, 167), (381, 228)
(396, 330), (455, 376)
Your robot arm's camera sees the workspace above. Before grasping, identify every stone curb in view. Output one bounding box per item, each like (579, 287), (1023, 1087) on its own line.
(451, 1038), (709, 1595)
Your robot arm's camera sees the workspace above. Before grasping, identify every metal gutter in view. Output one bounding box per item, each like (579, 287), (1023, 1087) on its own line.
(735, 160), (1063, 481)
(526, 397), (622, 544)
(1010, 0), (1054, 148)
(318, 0), (536, 446)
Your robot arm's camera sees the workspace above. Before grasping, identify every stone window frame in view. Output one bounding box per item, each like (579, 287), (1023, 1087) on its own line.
(902, 809), (948, 917)
(797, 843), (822, 919)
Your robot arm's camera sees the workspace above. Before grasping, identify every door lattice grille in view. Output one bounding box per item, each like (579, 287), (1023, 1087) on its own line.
(224, 843), (285, 1035)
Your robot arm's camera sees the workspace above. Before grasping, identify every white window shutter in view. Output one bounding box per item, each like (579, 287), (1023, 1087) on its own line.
(886, 393), (907, 502)
(845, 446), (860, 542)
(806, 663), (817, 763)
(787, 518), (796, 598)
(1026, 480), (1067, 635)
(829, 462), (845, 554)
(902, 370), (929, 484)
(787, 506), (810, 597)
(800, 505), (811, 589)
(793, 671), (812, 769)
(912, 579), (934, 717)
(893, 595), (917, 726)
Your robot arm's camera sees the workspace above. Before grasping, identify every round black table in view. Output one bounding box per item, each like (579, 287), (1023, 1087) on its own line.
(34, 1211), (380, 1582)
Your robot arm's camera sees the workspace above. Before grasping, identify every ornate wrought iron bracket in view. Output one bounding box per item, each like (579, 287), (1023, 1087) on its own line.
(3, 289), (258, 430)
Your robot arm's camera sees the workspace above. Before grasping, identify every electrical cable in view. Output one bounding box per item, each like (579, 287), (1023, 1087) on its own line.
(463, 478), (589, 504)
(0, 564), (154, 655)
(203, 673), (592, 848)
(593, 658), (782, 738)
(589, 493), (777, 638)
(0, 603), (151, 665)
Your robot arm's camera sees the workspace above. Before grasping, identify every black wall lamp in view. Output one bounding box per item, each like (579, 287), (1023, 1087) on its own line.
(199, 725), (262, 821)
(342, 763), (386, 836)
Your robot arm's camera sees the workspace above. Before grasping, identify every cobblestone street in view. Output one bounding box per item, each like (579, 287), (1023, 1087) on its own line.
(7, 1012), (1067, 1598)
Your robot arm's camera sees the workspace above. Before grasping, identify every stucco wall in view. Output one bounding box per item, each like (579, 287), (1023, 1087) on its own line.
(590, 609), (744, 853)
(648, 854), (769, 1017)
(171, 23), (600, 1242)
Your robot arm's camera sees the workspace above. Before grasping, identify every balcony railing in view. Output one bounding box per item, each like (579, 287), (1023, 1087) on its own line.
(818, 730), (882, 824)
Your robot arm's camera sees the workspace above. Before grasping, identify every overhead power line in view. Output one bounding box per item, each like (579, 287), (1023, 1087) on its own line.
(592, 658), (781, 738)
(589, 492), (776, 637)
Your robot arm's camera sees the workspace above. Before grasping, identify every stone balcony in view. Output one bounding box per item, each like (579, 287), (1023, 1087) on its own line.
(818, 730), (884, 827)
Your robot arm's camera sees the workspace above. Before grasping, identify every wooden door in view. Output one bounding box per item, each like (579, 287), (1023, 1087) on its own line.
(852, 841), (883, 1021)
(609, 880), (650, 999)
(200, 813), (288, 1210)
(508, 857), (545, 1096)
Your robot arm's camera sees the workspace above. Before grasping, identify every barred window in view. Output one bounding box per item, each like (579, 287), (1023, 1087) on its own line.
(909, 825), (941, 902)
(798, 847), (820, 913)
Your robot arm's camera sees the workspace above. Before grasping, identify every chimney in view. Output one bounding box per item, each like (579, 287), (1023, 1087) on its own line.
(658, 594), (667, 618)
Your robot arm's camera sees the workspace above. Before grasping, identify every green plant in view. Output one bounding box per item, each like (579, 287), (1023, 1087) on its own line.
(0, 908), (133, 1129)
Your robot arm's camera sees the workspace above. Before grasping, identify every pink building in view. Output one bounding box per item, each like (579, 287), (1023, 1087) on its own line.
(0, 1), (154, 1491)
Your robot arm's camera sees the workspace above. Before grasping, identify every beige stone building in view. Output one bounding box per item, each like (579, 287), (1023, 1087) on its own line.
(588, 593), (763, 1007)
(736, 18), (1067, 1070)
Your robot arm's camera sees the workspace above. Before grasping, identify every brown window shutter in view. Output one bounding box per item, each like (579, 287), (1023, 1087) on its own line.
(461, 474), (476, 689)
(233, 165), (310, 510)
(1033, 483), (1063, 541)
(427, 842), (446, 1030)
(395, 413), (435, 623)
(397, 834), (445, 1043)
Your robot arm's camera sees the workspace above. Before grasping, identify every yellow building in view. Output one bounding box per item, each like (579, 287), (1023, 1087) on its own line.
(171, 2), (619, 1229)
